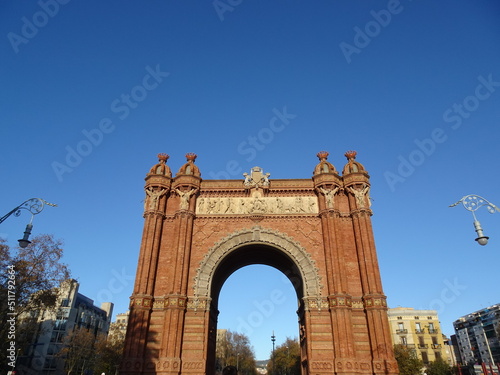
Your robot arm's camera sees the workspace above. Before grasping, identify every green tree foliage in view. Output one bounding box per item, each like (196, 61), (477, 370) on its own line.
(394, 344), (424, 375)
(0, 235), (70, 371)
(267, 337), (300, 375)
(216, 330), (257, 375)
(426, 358), (453, 375)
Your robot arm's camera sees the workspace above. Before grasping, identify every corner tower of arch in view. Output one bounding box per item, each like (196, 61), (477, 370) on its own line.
(121, 151), (398, 375)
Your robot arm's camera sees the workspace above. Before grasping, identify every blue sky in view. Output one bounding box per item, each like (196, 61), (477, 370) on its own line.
(1, 1), (500, 361)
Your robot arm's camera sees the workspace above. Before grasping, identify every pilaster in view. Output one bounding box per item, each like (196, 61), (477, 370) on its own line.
(123, 155), (171, 372)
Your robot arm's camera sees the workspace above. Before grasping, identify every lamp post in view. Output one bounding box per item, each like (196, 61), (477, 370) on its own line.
(271, 331), (276, 375)
(450, 194), (499, 245)
(0, 198), (56, 248)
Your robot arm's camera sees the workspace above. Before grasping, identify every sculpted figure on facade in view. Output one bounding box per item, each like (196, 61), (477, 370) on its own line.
(243, 166), (271, 197)
(175, 187), (198, 210)
(197, 197), (205, 212)
(308, 197), (317, 212)
(243, 166), (270, 188)
(224, 198), (236, 214)
(348, 184), (370, 208)
(145, 187), (167, 210)
(318, 186), (339, 209)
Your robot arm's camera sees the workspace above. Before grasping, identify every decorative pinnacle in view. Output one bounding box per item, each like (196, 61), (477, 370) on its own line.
(157, 153), (169, 162)
(317, 151), (329, 160)
(345, 150), (357, 160)
(186, 153), (197, 161)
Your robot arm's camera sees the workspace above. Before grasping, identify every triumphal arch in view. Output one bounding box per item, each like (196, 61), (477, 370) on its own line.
(121, 151), (398, 375)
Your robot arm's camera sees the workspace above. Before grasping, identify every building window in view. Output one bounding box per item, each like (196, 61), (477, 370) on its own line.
(421, 352), (429, 364)
(416, 322), (424, 333)
(397, 322), (407, 334)
(401, 336), (407, 345)
(419, 337), (425, 347)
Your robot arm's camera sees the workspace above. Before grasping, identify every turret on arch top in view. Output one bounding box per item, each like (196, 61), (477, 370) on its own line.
(122, 149), (396, 375)
(145, 149), (369, 181)
(176, 152), (201, 177)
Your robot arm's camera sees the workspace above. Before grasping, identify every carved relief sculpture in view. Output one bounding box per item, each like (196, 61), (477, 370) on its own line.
(348, 183), (370, 208)
(145, 187), (167, 210)
(319, 186), (339, 209)
(175, 187), (198, 210)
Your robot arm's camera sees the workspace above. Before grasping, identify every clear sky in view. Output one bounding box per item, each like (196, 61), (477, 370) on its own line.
(1, 0), (500, 361)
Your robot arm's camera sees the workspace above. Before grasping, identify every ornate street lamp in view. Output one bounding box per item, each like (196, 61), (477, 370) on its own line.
(450, 195), (499, 245)
(0, 198), (57, 248)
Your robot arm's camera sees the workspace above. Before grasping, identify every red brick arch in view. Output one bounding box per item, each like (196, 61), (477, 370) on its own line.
(121, 152), (399, 375)
(194, 226), (322, 299)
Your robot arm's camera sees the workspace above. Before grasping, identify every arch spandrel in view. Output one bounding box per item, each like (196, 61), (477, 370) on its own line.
(193, 225), (323, 299)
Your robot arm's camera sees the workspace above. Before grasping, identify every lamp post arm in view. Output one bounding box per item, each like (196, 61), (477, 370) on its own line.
(450, 195), (499, 215)
(0, 198), (57, 225)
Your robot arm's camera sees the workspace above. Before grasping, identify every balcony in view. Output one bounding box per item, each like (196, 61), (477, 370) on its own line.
(431, 344), (442, 349)
(415, 329), (425, 334)
(428, 328), (439, 334)
(402, 344), (416, 348)
(418, 344), (428, 349)
(396, 329), (408, 334)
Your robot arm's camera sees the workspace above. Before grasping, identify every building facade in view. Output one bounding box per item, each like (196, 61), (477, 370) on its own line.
(387, 307), (450, 365)
(109, 311), (130, 343)
(18, 279), (113, 375)
(121, 151), (398, 375)
(453, 304), (500, 367)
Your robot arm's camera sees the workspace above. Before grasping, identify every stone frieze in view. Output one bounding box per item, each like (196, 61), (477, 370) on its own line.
(196, 196), (318, 215)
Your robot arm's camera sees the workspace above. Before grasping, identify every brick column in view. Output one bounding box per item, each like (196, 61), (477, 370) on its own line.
(157, 172), (200, 375)
(314, 165), (357, 374)
(345, 176), (398, 375)
(122, 156), (171, 374)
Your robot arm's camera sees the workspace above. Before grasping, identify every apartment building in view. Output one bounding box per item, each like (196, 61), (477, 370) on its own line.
(388, 307), (451, 365)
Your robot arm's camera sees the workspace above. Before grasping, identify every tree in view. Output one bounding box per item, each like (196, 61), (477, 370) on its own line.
(0, 235), (70, 371)
(216, 330), (257, 375)
(426, 358), (453, 375)
(58, 328), (96, 375)
(394, 344), (424, 375)
(267, 337), (300, 375)
(92, 332), (125, 375)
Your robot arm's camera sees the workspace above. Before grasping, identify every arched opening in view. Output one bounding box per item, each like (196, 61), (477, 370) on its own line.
(209, 245), (304, 374)
(217, 265), (300, 362)
(211, 243), (304, 306)
(194, 226), (322, 374)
